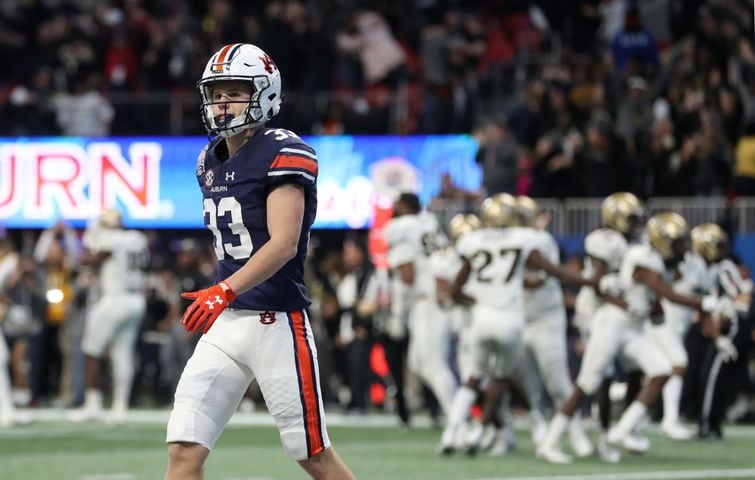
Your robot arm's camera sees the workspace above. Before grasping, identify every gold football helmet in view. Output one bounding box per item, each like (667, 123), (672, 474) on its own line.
(646, 212), (689, 262)
(601, 192), (644, 236)
(516, 195), (539, 227)
(691, 223), (729, 263)
(480, 193), (519, 228)
(98, 209), (123, 229)
(448, 213), (482, 240)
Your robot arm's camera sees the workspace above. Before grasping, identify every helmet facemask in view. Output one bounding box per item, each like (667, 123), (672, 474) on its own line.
(198, 76), (272, 138)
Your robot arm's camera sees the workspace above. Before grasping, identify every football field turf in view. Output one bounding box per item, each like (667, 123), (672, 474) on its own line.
(2, 411), (755, 480)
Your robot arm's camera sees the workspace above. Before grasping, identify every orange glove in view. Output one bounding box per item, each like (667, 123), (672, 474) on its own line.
(180, 282), (236, 334)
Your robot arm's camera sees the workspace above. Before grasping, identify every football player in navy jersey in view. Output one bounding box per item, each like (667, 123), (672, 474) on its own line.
(164, 43), (354, 480)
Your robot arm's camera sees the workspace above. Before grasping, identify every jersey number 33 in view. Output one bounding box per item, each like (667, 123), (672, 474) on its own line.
(204, 196), (253, 260)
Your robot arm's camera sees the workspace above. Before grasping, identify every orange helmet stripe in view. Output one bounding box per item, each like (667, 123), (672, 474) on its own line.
(215, 43), (235, 64)
(211, 43), (242, 72)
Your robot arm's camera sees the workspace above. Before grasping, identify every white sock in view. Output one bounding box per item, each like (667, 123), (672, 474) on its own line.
(112, 386), (129, 414)
(614, 401), (647, 436)
(448, 386), (476, 428)
(84, 389), (103, 411)
(441, 386), (477, 445)
(662, 374), (682, 426)
(569, 415), (585, 434)
(531, 408), (546, 429)
(542, 412), (570, 449)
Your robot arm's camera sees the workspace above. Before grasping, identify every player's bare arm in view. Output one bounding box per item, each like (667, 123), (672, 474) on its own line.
(450, 258), (474, 305)
(436, 277), (452, 305)
(396, 262), (415, 285)
(526, 250), (597, 289)
(634, 266), (701, 309)
(224, 183), (304, 295)
(584, 256), (608, 286)
(81, 250), (111, 268)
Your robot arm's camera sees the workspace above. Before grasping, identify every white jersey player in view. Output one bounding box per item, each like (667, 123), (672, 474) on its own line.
(572, 192), (642, 462)
(574, 192), (642, 340)
(384, 193), (456, 417)
(69, 209), (149, 424)
(439, 193), (598, 455)
(650, 248), (712, 440)
(515, 196), (593, 458)
(537, 212), (734, 465)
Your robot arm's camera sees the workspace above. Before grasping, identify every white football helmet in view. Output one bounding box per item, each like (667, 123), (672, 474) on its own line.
(197, 43), (282, 137)
(98, 209), (123, 229)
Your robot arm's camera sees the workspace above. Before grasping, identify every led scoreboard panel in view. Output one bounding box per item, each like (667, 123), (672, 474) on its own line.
(0, 135), (480, 229)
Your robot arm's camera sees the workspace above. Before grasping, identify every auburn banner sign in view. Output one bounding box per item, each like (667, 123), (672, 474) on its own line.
(0, 135), (480, 229)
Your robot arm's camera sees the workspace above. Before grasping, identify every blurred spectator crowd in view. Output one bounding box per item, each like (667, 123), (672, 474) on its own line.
(2, 0), (755, 199)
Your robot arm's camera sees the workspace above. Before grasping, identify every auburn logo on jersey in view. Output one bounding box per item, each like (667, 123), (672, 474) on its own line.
(211, 43), (243, 73)
(259, 311), (277, 324)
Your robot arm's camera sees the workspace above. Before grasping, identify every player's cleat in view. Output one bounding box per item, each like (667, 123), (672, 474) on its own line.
(569, 421), (594, 457)
(478, 425), (498, 452)
(597, 433), (621, 463)
(106, 408), (128, 426)
(437, 426), (457, 455)
(531, 415), (548, 446)
(488, 431), (511, 457)
(68, 406), (103, 423)
(606, 425), (628, 446)
(536, 444), (573, 464)
(660, 421), (693, 441)
(0, 411), (32, 428)
(622, 431), (650, 453)
(698, 429), (723, 441)
(435, 441), (455, 456)
(463, 421), (484, 456)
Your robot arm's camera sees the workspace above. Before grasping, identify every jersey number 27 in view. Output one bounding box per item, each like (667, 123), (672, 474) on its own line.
(471, 248), (522, 283)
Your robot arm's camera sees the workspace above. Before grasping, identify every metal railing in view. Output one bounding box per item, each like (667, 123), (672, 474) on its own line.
(429, 196), (755, 236)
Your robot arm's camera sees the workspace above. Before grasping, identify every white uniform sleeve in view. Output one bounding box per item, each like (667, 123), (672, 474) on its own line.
(584, 229), (625, 268)
(387, 240), (416, 268)
(93, 230), (119, 252)
(532, 230), (560, 263)
(634, 245), (665, 274)
(455, 232), (474, 260)
(82, 226), (102, 251)
(385, 218), (419, 268)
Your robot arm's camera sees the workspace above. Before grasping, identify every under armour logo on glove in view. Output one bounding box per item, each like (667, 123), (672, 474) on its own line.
(181, 282), (236, 334)
(204, 295), (224, 310)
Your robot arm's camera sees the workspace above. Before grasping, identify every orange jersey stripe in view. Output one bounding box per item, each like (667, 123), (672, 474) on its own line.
(270, 155), (318, 176)
(291, 311), (324, 456)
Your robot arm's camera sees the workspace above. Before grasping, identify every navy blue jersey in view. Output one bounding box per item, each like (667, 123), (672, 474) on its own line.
(195, 128), (317, 311)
